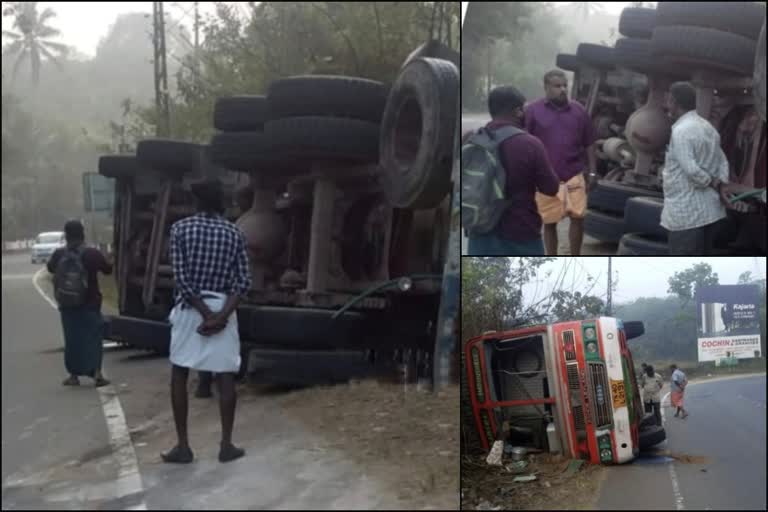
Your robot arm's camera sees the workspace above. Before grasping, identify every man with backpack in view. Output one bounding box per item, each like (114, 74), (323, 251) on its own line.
(47, 220), (113, 387)
(462, 85), (559, 255)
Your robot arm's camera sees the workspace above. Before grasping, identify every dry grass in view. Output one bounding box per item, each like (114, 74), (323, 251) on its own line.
(265, 380), (460, 510)
(97, 273), (118, 314)
(461, 452), (605, 510)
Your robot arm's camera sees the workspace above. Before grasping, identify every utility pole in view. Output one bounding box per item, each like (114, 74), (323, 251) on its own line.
(152, 2), (161, 137)
(607, 257), (613, 316)
(194, 2), (200, 54)
(486, 41), (492, 99)
(159, 1), (170, 137)
(152, 1), (171, 137)
(194, 1), (200, 92)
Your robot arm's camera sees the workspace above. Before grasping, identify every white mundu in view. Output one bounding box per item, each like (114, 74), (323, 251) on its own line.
(169, 291), (240, 373)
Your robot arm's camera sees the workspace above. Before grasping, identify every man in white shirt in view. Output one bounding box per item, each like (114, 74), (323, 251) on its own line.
(641, 365), (664, 426)
(661, 82), (730, 255)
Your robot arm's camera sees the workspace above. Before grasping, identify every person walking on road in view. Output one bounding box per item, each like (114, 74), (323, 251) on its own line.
(525, 69), (598, 256)
(669, 363), (689, 419)
(162, 178), (252, 464)
(641, 364), (664, 426)
(47, 220), (113, 388)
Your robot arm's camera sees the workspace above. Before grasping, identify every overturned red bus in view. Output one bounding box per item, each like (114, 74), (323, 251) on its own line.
(465, 317), (665, 465)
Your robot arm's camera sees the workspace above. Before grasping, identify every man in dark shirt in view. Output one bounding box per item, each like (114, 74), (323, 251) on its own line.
(467, 85), (560, 255)
(47, 220), (113, 387)
(526, 70), (598, 255)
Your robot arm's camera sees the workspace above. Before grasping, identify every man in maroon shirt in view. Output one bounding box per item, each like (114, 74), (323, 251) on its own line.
(48, 220), (113, 387)
(526, 70), (598, 255)
(466, 85), (560, 255)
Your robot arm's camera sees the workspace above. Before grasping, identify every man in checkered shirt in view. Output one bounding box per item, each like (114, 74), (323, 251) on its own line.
(162, 178), (252, 464)
(661, 82), (731, 255)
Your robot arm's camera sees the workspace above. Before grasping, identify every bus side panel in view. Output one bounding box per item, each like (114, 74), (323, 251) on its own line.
(552, 322), (584, 460)
(465, 337), (492, 451)
(572, 322), (601, 464)
(597, 317), (635, 463)
(544, 324), (577, 460)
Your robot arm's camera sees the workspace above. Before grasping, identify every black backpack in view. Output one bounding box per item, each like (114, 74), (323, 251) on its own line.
(54, 247), (89, 307)
(461, 126), (525, 235)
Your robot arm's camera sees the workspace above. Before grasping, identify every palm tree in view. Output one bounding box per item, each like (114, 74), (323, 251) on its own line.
(2, 2), (68, 85)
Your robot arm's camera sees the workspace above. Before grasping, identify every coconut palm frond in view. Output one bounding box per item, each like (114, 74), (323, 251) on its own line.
(2, 29), (22, 40)
(38, 44), (65, 70)
(35, 25), (61, 38)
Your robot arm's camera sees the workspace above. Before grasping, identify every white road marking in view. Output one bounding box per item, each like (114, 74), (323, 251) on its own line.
(32, 268), (59, 309)
(661, 390), (685, 509)
(30, 267), (148, 509)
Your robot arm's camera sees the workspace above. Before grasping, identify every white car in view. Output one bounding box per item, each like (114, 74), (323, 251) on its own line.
(31, 232), (65, 264)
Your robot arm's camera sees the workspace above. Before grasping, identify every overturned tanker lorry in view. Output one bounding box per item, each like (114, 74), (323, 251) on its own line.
(89, 42), (460, 387)
(555, 2), (766, 254)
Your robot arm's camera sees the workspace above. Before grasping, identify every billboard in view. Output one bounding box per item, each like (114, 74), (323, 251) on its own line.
(696, 285), (762, 362)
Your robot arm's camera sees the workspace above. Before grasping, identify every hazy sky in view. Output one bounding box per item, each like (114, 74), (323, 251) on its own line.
(1, 2), (235, 58)
(521, 257), (767, 308)
(552, 1), (644, 16)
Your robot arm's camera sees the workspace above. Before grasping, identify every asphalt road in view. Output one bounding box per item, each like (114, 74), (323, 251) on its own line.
(460, 114), (615, 256)
(597, 374), (766, 510)
(2, 251), (456, 510)
(1, 252), (125, 509)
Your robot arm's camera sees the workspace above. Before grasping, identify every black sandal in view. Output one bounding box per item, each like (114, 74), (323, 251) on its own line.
(94, 377), (111, 387)
(161, 445), (194, 464)
(62, 376), (80, 386)
(219, 443), (245, 463)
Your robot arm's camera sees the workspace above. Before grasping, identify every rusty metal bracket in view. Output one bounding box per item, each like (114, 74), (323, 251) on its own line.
(142, 180), (172, 308)
(118, 181), (134, 313)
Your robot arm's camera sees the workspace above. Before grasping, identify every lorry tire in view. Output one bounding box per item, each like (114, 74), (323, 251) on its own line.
(584, 209), (625, 243)
(624, 196), (668, 241)
(556, 53), (581, 72)
(99, 154), (139, 179)
(638, 424), (666, 450)
(614, 38), (688, 79)
(380, 57), (458, 209)
(651, 26), (757, 77)
(618, 7), (658, 39)
(576, 43), (616, 70)
(656, 2), (766, 41)
(639, 412), (657, 430)
(209, 132), (303, 175)
(265, 116), (380, 163)
(267, 76), (388, 123)
(213, 95), (269, 132)
(755, 23), (767, 123)
(136, 139), (203, 176)
(402, 40), (459, 69)
(617, 233), (669, 255)
(587, 180), (663, 215)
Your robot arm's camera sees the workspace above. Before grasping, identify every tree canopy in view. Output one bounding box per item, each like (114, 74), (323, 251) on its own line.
(2, 2), (458, 242)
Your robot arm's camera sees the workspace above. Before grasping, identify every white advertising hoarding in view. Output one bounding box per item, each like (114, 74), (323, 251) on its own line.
(698, 335), (762, 362)
(696, 285), (762, 362)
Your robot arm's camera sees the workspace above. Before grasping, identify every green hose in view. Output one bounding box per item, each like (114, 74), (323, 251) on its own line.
(728, 188), (766, 203)
(331, 273), (443, 320)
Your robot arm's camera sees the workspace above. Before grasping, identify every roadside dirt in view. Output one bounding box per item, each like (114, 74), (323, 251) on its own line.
(270, 379), (460, 510)
(461, 452), (605, 510)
